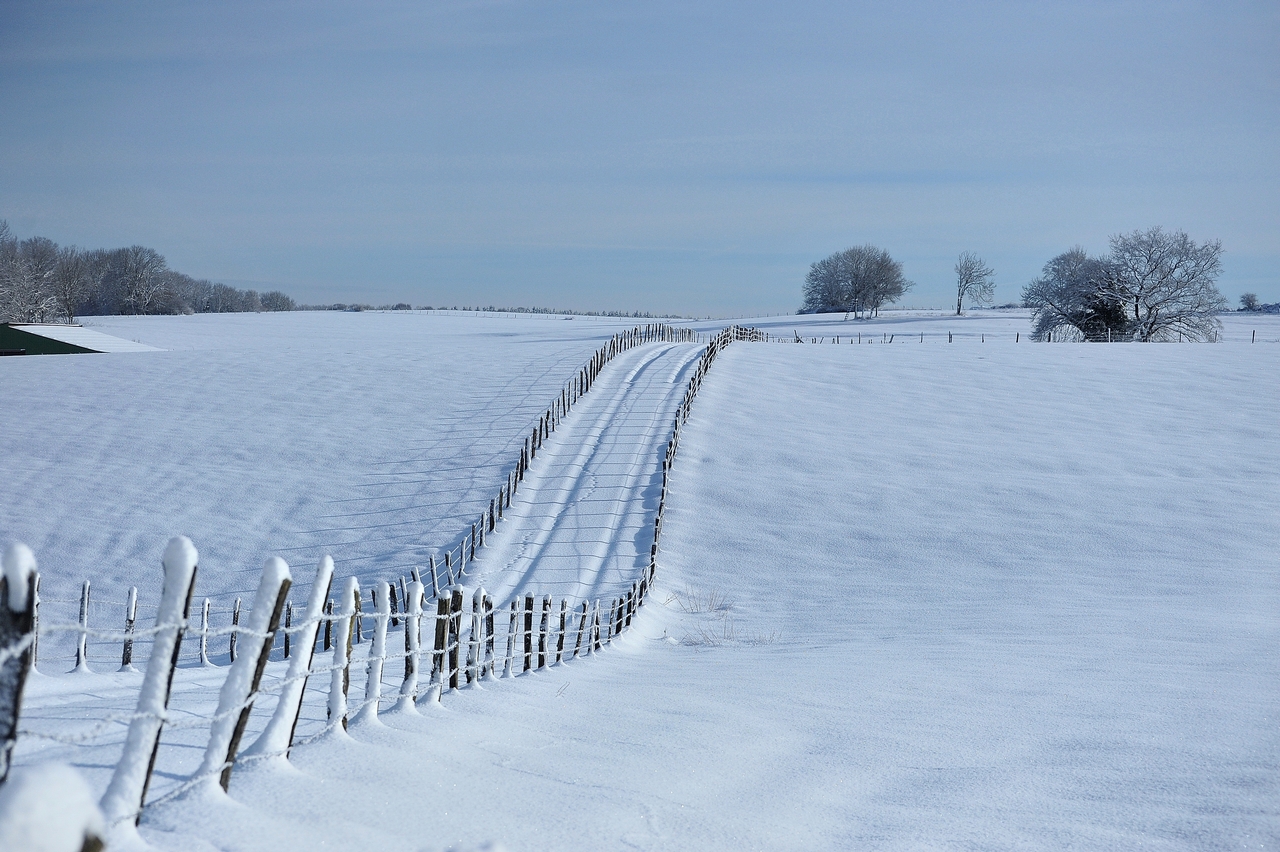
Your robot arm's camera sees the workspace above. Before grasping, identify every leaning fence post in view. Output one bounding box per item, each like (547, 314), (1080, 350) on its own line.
(119, 586), (139, 671)
(1, 543), (38, 783)
(246, 555), (334, 760)
(352, 581), (390, 726)
(100, 536), (199, 827)
(195, 556), (292, 792)
(573, 601), (588, 658)
(74, 579), (91, 673)
(327, 577), (359, 732)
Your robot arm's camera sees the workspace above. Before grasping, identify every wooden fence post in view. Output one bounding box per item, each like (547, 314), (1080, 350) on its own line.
(430, 595), (449, 696)
(229, 597), (241, 662)
(120, 586), (138, 671)
(555, 599), (567, 664)
(523, 594), (534, 672)
(503, 600), (517, 677)
(538, 596), (550, 669)
(326, 577), (359, 732)
(196, 557), (292, 792)
(354, 587), (364, 645)
(246, 555), (334, 759)
(100, 537), (199, 826)
(466, 589), (481, 685)
(74, 579), (91, 672)
(448, 588), (463, 690)
(199, 598), (211, 665)
(1, 543), (38, 783)
(323, 599), (333, 651)
(483, 593), (495, 679)
(352, 581), (390, 726)
(282, 601), (292, 659)
(395, 580), (424, 712)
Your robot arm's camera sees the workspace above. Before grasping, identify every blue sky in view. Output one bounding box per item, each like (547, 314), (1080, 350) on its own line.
(2, 1), (1276, 314)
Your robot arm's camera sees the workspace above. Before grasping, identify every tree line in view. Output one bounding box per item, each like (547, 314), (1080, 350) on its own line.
(802, 227), (1232, 342)
(0, 220), (296, 324)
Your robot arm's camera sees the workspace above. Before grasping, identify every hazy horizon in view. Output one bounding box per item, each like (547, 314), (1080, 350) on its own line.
(2, 1), (1276, 314)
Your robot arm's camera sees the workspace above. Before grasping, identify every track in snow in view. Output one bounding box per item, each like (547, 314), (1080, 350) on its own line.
(465, 341), (703, 605)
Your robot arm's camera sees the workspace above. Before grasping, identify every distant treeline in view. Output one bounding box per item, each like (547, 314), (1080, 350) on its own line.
(300, 303), (688, 319)
(0, 220), (296, 323)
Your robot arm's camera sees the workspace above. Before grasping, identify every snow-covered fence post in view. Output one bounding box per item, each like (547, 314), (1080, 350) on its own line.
(430, 595), (449, 694)
(247, 555), (334, 760)
(523, 593), (534, 672)
(354, 588), (366, 645)
(503, 600), (517, 678)
(283, 601), (292, 659)
(322, 599), (333, 651)
(1, 543), (38, 783)
(196, 557), (292, 792)
(448, 587), (464, 690)
(483, 593), (495, 679)
(395, 580), (424, 712)
(199, 599), (211, 665)
(74, 580), (91, 672)
(101, 537), (199, 827)
(120, 586), (138, 671)
(538, 596), (550, 669)
(388, 583), (400, 628)
(353, 581), (390, 726)
(26, 573), (38, 673)
(465, 589), (482, 685)
(229, 597), (241, 662)
(326, 577), (358, 732)
(429, 555), (440, 598)
(573, 601), (588, 658)
(555, 599), (567, 664)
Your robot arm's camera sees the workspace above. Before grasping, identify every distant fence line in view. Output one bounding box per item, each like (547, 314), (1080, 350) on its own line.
(0, 322), (763, 832)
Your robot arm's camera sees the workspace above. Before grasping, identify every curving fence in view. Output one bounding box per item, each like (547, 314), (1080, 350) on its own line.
(0, 322), (764, 832)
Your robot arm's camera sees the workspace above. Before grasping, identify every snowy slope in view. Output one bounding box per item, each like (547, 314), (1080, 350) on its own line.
(1, 310), (649, 662)
(8, 311), (1280, 851)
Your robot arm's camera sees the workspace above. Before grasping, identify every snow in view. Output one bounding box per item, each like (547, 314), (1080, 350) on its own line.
(8, 323), (162, 353)
(0, 763), (105, 852)
(5, 309), (1279, 849)
(2, 543), (36, 612)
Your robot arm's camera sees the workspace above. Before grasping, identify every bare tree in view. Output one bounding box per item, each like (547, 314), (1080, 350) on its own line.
(51, 246), (91, 323)
(1022, 247), (1127, 341)
(1096, 227), (1225, 342)
(801, 245), (912, 316)
(1240, 292), (1259, 311)
(119, 245), (169, 314)
(954, 251), (995, 315)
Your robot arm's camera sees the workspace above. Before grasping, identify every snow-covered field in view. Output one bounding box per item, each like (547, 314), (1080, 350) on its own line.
(4, 309), (1278, 850)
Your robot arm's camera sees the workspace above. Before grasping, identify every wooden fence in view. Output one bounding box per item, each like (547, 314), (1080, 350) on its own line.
(0, 322), (759, 830)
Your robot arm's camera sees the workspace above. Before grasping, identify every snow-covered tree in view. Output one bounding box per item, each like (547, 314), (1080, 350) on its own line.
(1096, 227), (1226, 342)
(1022, 247), (1127, 341)
(800, 245), (912, 316)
